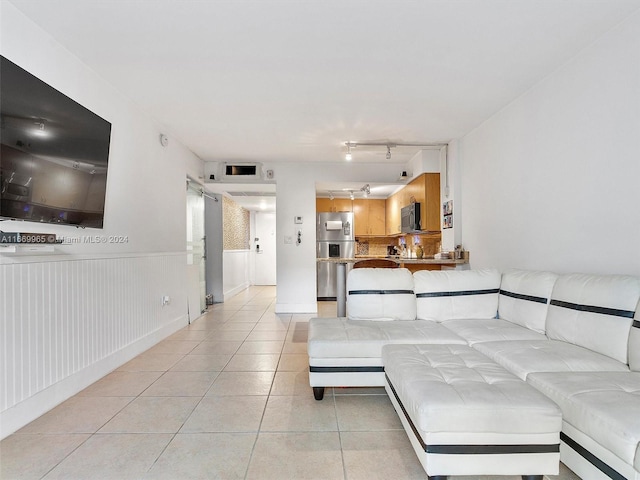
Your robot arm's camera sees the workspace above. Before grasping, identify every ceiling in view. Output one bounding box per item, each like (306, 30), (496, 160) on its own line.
(9, 0), (640, 209)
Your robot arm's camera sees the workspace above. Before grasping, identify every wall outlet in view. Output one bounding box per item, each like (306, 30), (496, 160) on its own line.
(162, 295), (171, 306)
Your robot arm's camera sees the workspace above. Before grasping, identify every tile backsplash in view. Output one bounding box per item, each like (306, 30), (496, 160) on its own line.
(356, 234), (441, 256)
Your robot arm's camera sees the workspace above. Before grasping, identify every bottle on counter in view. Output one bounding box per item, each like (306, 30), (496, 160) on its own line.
(415, 244), (424, 259)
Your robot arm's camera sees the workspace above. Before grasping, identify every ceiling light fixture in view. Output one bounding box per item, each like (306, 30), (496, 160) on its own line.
(349, 191), (354, 201)
(361, 184), (370, 197)
(386, 145), (391, 160)
(345, 142), (353, 161)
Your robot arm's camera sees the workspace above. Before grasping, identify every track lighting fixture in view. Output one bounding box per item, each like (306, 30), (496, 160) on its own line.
(343, 140), (447, 161)
(349, 191), (354, 201)
(360, 184), (370, 197)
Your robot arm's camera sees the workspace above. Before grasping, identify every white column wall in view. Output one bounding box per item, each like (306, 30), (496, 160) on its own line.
(269, 162), (407, 313)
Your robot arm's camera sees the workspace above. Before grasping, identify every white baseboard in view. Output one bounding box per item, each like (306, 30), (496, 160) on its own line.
(224, 282), (250, 301)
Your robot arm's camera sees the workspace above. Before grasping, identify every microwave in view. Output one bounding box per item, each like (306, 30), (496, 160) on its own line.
(401, 203), (421, 233)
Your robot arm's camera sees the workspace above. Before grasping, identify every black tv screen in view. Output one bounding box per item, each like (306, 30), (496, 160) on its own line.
(1, 55), (111, 228)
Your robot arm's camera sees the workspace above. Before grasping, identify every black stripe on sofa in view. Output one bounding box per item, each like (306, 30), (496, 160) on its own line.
(560, 432), (626, 480)
(499, 289), (548, 304)
(348, 289), (414, 295)
(416, 288), (499, 298)
(309, 366), (384, 373)
(550, 299), (635, 319)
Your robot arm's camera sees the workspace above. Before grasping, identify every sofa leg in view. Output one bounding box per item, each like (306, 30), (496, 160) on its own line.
(313, 387), (325, 400)
(521, 476), (542, 480)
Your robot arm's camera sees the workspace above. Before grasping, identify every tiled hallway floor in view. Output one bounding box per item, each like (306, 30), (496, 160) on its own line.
(1, 286), (580, 479)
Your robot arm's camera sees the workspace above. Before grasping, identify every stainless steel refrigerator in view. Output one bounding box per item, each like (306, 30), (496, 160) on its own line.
(316, 212), (355, 300)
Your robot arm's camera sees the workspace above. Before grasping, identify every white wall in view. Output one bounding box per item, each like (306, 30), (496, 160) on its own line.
(440, 141), (462, 252)
(460, 10), (640, 276)
(268, 161), (409, 313)
(0, 3), (202, 438)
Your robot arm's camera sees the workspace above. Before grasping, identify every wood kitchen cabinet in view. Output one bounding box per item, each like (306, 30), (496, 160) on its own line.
(316, 197), (353, 212)
(353, 199), (385, 236)
(385, 191), (402, 235)
(385, 173), (441, 234)
(420, 173), (441, 232)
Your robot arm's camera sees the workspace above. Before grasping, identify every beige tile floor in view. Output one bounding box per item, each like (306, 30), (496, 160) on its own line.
(0, 286), (581, 480)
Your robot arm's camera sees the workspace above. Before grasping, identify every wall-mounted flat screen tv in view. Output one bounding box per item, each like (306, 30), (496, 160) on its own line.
(1, 55), (111, 228)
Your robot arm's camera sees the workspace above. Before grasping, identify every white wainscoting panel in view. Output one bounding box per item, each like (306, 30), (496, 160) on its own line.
(0, 252), (188, 438)
(223, 250), (250, 300)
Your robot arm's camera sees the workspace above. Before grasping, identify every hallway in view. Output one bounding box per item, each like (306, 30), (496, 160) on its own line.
(1, 286), (578, 479)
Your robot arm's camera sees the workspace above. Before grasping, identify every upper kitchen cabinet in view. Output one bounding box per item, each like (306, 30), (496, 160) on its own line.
(353, 199), (386, 236)
(386, 173), (441, 234)
(316, 197), (353, 213)
(420, 173), (441, 232)
(385, 191), (402, 235)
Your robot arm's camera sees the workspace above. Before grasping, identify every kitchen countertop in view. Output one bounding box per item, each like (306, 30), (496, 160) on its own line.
(317, 256), (468, 265)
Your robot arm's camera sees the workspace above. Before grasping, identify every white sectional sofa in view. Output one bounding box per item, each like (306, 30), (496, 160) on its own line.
(308, 267), (640, 480)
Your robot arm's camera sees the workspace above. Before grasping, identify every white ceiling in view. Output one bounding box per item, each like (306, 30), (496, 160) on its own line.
(10, 0), (640, 209)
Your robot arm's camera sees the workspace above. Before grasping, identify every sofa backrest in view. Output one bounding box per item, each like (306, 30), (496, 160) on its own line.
(546, 273), (640, 365)
(629, 300), (640, 371)
(414, 268), (501, 321)
(347, 267), (416, 321)
(498, 269), (558, 334)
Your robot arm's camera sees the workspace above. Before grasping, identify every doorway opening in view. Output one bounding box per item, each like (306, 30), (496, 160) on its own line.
(203, 183), (277, 298)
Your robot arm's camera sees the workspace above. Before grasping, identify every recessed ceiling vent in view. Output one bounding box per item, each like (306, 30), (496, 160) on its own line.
(225, 164), (257, 176)
(223, 162), (263, 181)
(204, 162), (270, 183)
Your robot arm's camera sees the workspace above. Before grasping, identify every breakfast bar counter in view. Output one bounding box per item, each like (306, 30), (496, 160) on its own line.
(317, 256), (470, 316)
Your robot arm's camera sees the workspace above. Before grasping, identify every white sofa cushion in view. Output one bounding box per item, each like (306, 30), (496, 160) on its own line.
(498, 269), (557, 334)
(414, 269), (501, 321)
(473, 339), (630, 381)
(546, 273), (640, 364)
(442, 318), (547, 345)
(382, 344), (562, 436)
(527, 371), (640, 470)
(347, 268), (416, 321)
(308, 317), (466, 358)
(629, 300), (640, 372)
